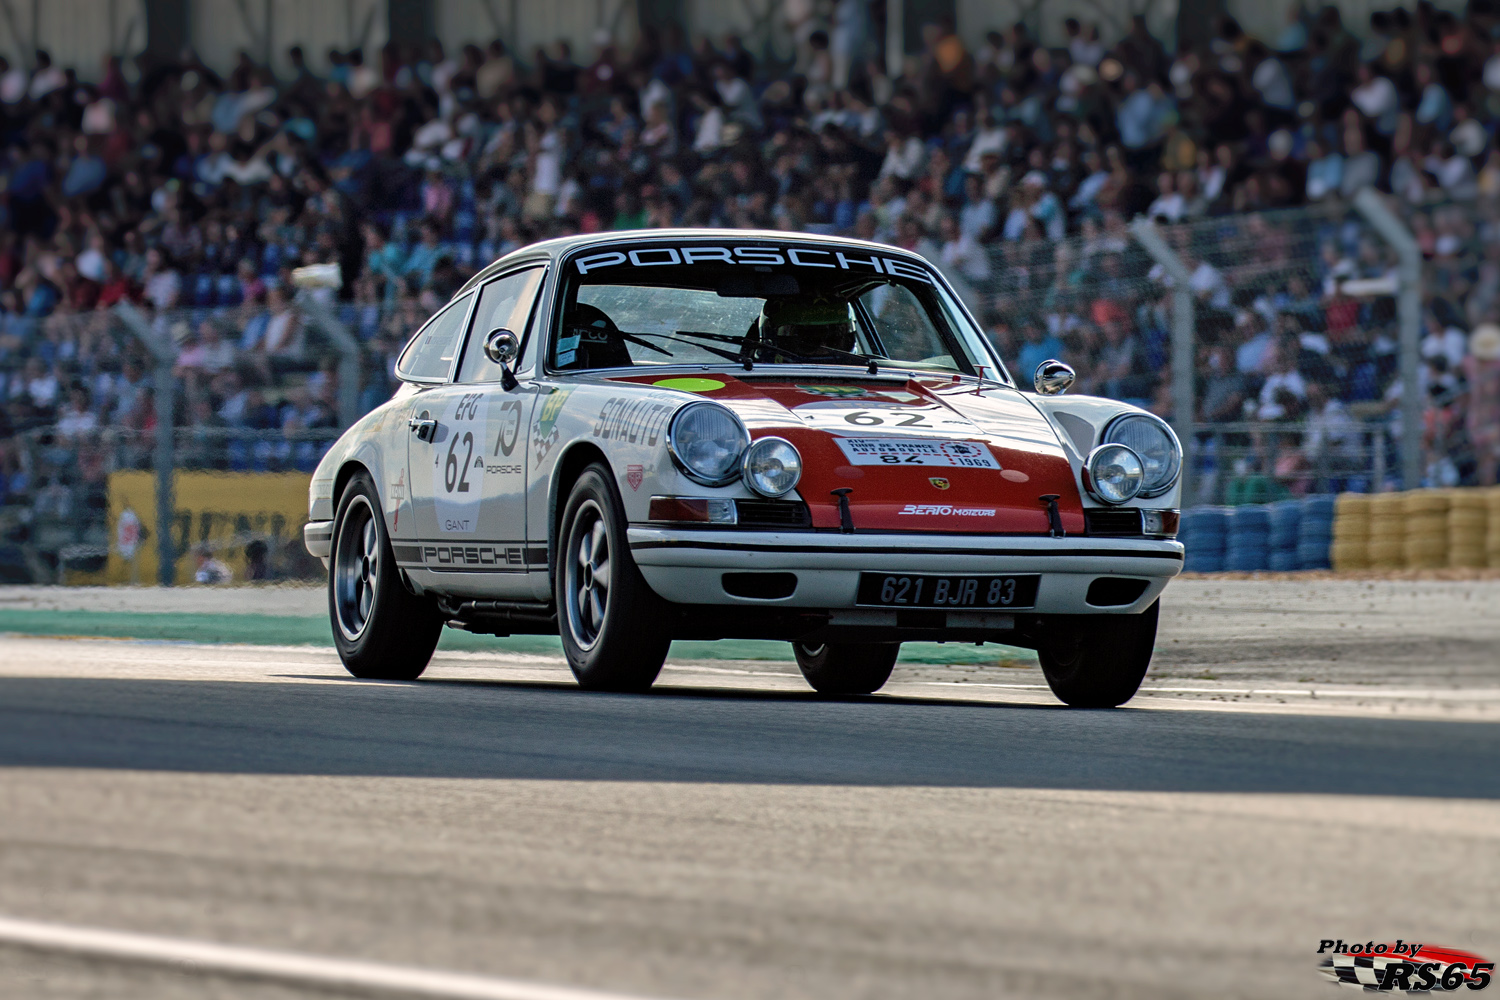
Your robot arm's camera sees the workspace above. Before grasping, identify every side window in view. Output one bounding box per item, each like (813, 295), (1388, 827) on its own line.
(458, 267), (545, 383)
(396, 293), (474, 382)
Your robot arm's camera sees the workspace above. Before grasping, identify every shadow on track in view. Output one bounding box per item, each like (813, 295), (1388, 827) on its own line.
(1, 674), (1496, 797)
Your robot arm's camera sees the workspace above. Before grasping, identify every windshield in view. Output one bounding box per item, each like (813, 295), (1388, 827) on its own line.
(552, 241), (995, 377)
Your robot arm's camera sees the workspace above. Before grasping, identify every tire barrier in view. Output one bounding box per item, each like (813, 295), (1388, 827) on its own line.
(1178, 506), (1227, 573)
(1490, 490), (1500, 569)
(1267, 500), (1302, 572)
(1224, 504), (1271, 572)
(1179, 487), (1500, 574)
(1401, 490), (1451, 570)
(1450, 490), (1489, 568)
(1298, 494), (1336, 570)
(1367, 492), (1407, 569)
(1331, 493), (1372, 571)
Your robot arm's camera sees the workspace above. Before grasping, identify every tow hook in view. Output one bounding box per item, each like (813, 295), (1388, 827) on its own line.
(1039, 494), (1065, 538)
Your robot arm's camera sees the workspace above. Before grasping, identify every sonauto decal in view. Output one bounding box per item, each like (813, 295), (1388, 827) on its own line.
(592, 396), (674, 446)
(571, 245), (933, 283)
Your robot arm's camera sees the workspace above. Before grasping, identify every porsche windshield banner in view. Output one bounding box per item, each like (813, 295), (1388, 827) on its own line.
(569, 244), (935, 284)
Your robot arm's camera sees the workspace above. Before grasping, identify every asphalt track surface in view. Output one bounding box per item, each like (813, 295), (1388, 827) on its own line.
(2, 583), (1499, 999)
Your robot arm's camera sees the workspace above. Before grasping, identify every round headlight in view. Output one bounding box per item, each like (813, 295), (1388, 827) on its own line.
(1085, 444), (1145, 505)
(742, 436), (802, 497)
(1103, 414), (1181, 497)
(667, 402), (749, 486)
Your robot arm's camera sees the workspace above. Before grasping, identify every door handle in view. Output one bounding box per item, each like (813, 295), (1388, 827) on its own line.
(408, 417), (437, 442)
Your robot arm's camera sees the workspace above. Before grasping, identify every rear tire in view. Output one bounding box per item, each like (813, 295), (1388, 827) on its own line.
(329, 472), (443, 680)
(793, 642), (899, 695)
(555, 463), (671, 691)
(1037, 600), (1159, 707)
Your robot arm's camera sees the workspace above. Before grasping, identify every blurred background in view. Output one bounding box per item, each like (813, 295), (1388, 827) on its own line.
(1, 0), (1498, 586)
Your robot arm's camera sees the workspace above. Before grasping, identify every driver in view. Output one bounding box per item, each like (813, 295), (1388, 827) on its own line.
(757, 298), (857, 361)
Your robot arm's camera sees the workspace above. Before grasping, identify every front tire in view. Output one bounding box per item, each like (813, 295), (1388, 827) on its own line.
(1037, 600), (1159, 707)
(329, 472), (443, 680)
(555, 464), (671, 691)
(793, 642), (899, 695)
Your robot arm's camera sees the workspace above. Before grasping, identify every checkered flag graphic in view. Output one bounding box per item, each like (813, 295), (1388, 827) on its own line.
(1319, 954), (1445, 992)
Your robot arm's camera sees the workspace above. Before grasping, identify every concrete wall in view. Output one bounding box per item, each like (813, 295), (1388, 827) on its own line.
(6, 0), (1478, 82)
(0, 0), (146, 75)
(434, 0), (636, 63)
(187, 0), (386, 78)
(954, 0), (1180, 52)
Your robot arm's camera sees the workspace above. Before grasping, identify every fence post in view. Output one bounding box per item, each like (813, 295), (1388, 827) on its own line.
(1128, 218), (1197, 506)
(113, 302), (178, 586)
(296, 293), (364, 429)
(1353, 188), (1423, 491)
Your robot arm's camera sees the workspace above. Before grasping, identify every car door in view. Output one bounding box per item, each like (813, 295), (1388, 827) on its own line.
(405, 267), (547, 597)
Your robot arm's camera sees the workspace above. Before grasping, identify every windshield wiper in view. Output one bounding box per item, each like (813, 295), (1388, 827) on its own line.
(744, 341), (883, 373)
(613, 331), (674, 357)
(625, 330), (744, 364)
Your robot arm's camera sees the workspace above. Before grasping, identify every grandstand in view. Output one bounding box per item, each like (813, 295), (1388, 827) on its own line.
(2, 3), (1499, 583)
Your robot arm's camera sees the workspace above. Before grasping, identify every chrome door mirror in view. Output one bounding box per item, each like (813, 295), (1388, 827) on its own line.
(484, 328), (521, 391)
(1033, 359), (1075, 395)
(484, 328), (520, 365)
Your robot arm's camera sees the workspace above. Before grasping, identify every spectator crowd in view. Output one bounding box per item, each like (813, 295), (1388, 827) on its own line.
(3, 1), (1500, 579)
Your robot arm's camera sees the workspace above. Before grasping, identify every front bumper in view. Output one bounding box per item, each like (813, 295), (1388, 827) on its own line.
(628, 527), (1183, 616)
(304, 520), (333, 562)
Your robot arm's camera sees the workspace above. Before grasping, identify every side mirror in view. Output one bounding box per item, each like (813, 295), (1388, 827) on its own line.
(484, 328), (521, 391)
(1033, 359), (1075, 396)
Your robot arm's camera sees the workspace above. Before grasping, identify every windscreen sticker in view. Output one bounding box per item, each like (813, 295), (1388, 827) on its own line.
(653, 377), (725, 393)
(571, 245), (932, 283)
(835, 437), (1000, 469)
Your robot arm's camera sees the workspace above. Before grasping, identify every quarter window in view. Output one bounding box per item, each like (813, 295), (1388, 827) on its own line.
(396, 293), (473, 382)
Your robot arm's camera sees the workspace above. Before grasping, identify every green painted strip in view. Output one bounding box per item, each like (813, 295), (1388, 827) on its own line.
(0, 610), (1033, 666)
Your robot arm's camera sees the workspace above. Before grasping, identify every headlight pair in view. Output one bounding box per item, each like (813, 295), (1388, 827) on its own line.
(667, 401), (801, 497)
(1084, 414), (1182, 505)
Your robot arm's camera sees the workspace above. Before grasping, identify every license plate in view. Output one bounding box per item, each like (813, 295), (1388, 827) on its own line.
(856, 572), (1040, 609)
(834, 437), (1000, 469)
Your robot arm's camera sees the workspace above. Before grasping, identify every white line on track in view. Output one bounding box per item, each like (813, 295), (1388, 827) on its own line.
(910, 680), (1500, 699)
(0, 915), (675, 1000)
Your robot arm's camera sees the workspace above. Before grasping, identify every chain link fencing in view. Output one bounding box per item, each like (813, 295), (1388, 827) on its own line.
(5, 194), (1492, 584)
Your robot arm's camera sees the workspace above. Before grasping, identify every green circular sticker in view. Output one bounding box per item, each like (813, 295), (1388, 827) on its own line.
(653, 377), (726, 393)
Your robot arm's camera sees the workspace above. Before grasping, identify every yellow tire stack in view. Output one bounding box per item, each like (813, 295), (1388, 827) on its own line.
(1402, 490), (1450, 569)
(1488, 489), (1500, 568)
(1366, 492), (1407, 569)
(1449, 489), (1490, 568)
(1331, 493), (1372, 571)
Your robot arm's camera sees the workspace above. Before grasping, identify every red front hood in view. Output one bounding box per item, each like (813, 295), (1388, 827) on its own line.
(612, 373), (1084, 534)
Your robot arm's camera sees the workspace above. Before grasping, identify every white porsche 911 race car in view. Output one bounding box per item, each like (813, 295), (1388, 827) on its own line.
(304, 230), (1183, 705)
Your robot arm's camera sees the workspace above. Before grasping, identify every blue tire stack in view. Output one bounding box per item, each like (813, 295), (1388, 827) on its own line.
(1267, 500), (1302, 571)
(1297, 494), (1336, 569)
(1180, 506), (1227, 572)
(1224, 504), (1271, 571)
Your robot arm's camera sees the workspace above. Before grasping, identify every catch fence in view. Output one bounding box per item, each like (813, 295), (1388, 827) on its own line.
(2, 192), (1487, 584)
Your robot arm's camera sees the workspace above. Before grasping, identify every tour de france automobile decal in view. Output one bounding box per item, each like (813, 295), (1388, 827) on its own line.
(834, 437), (1000, 469)
(1316, 939), (1492, 991)
(432, 391), (487, 534)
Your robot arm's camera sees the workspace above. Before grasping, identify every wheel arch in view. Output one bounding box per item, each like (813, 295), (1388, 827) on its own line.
(547, 441), (613, 578)
(333, 460), (372, 510)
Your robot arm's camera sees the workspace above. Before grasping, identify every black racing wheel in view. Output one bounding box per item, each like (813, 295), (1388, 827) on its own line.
(792, 642), (900, 695)
(328, 471), (443, 679)
(555, 463), (671, 690)
(1036, 600), (1159, 707)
